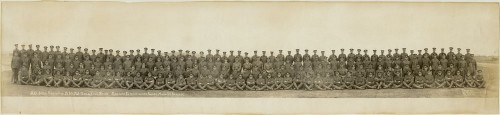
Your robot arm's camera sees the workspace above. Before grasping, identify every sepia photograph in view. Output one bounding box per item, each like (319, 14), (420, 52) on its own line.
(1, 1), (499, 114)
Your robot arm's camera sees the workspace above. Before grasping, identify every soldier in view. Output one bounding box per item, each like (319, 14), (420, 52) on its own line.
(294, 49), (302, 62)
(82, 70), (93, 88)
(264, 74), (276, 90)
(245, 75), (257, 90)
(453, 71), (464, 88)
(475, 70), (485, 88)
(434, 71), (446, 88)
(225, 75), (237, 90)
(164, 73), (176, 90)
(62, 71), (73, 87)
(133, 73), (144, 89)
(143, 72), (155, 90)
(18, 65), (31, 85)
(424, 71), (435, 88)
(216, 74), (227, 90)
(444, 71), (454, 88)
(285, 50), (293, 63)
(205, 75), (217, 90)
(353, 72), (366, 89)
(124, 72), (135, 89)
(113, 72), (125, 88)
(255, 74), (266, 90)
(330, 71), (343, 90)
(90, 71), (103, 88)
(11, 51), (21, 84)
(412, 71), (425, 89)
(235, 75), (246, 90)
(392, 71), (403, 88)
(276, 50), (285, 63)
(103, 71), (115, 89)
(343, 72), (355, 89)
(447, 47), (455, 60)
(371, 50), (378, 63)
(31, 69), (44, 86)
(431, 48), (438, 58)
(174, 74), (188, 90)
(71, 71), (83, 87)
(464, 71), (476, 88)
(186, 74), (198, 90)
(42, 70), (54, 87)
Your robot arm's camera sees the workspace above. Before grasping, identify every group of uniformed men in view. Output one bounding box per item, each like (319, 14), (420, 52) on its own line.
(11, 44), (486, 91)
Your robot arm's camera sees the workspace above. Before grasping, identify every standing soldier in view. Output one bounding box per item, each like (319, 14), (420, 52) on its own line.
(393, 49), (400, 61)
(294, 49), (302, 62)
(465, 49), (473, 61)
(235, 51), (243, 64)
(371, 50), (378, 63)
(276, 50), (285, 63)
(285, 51), (294, 63)
(447, 47), (455, 61)
(401, 48), (408, 59)
(12, 48), (21, 84)
(261, 51), (268, 63)
(431, 48), (438, 59)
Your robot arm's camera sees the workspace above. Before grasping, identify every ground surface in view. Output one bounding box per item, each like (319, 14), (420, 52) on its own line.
(1, 54), (498, 98)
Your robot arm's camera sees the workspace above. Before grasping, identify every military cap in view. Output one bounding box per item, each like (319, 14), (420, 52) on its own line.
(36, 45), (40, 47)
(77, 46), (81, 49)
(192, 51), (196, 54)
(373, 50), (377, 52)
(279, 50), (283, 53)
(410, 50), (414, 53)
(92, 49), (96, 52)
(164, 52), (168, 55)
(402, 48), (406, 50)
(457, 48), (461, 51)
(441, 48), (445, 50)
(84, 48), (88, 51)
(312, 50), (317, 53)
(207, 49), (212, 53)
(28, 44), (32, 47)
(129, 50), (134, 52)
(200, 51), (204, 54)
(424, 48), (428, 51)
(418, 50), (422, 52)
(254, 51), (258, 55)
(99, 48), (103, 50)
(70, 48), (75, 51)
(388, 49), (392, 52)
(270, 51), (274, 54)
(341, 48), (345, 51)
(223, 52), (227, 54)
(216, 49), (220, 52)
(349, 49), (353, 51)
(151, 49), (155, 52)
(14, 44), (18, 47)
(136, 49), (140, 52)
(144, 47), (148, 51)
(262, 51), (266, 54)
(357, 49), (361, 52)
(363, 50), (367, 52)
(63, 47), (67, 50)
(321, 51), (325, 54)
(104, 50), (108, 52)
(158, 50), (162, 53)
(116, 50), (120, 53)
(109, 49), (113, 52)
(287, 51), (292, 53)
(381, 50), (385, 53)
(230, 50), (234, 53)
(395, 49), (399, 51)
(186, 50), (190, 53)
(238, 51), (241, 53)
(123, 51), (127, 53)
(296, 49), (300, 52)
(244, 52), (249, 55)
(56, 46), (60, 48)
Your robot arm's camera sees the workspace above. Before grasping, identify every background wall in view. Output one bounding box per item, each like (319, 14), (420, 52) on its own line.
(2, 2), (499, 56)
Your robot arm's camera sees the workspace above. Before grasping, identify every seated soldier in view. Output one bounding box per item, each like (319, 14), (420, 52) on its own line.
(382, 72), (393, 89)
(255, 74), (266, 91)
(216, 74), (227, 90)
(314, 73), (326, 90)
(274, 73), (284, 90)
(18, 65), (31, 85)
(283, 73), (294, 90)
(124, 72), (135, 89)
(292, 73), (304, 90)
(133, 73), (145, 89)
(236, 75), (247, 90)
(63, 71), (73, 87)
(103, 71), (115, 89)
(424, 71), (435, 88)
(265, 74), (276, 90)
(464, 71), (476, 88)
(205, 75), (217, 90)
(303, 74), (315, 90)
(322, 73), (333, 90)
(197, 75), (208, 90)
(343, 72), (355, 89)
(162, 73), (175, 90)
(53, 71), (64, 87)
(453, 71), (464, 88)
(434, 71), (446, 88)
(475, 70), (485, 88)
(82, 70), (93, 88)
(245, 75), (257, 90)
(444, 71), (454, 88)
(392, 71), (403, 88)
(154, 73), (166, 90)
(366, 72), (377, 89)
(186, 74), (198, 90)
(32, 70), (45, 86)
(375, 72), (384, 89)
(91, 71), (104, 88)
(353, 73), (366, 90)
(412, 71), (425, 89)
(174, 74), (188, 91)
(144, 72), (156, 90)
(332, 72), (345, 90)
(113, 72), (125, 88)
(225, 75), (237, 90)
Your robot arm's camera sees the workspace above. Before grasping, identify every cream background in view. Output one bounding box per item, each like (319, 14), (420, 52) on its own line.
(1, 2), (499, 56)
(1, 2), (499, 114)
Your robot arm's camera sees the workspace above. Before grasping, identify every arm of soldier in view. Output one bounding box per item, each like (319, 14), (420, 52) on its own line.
(266, 83), (275, 90)
(314, 83), (324, 90)
(207, 84), (217, 90)
(216, 83), (225, 90)
(323, 82), (333, 90)
(237, 83), (246, 90)
(285, 83), (294, 90)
